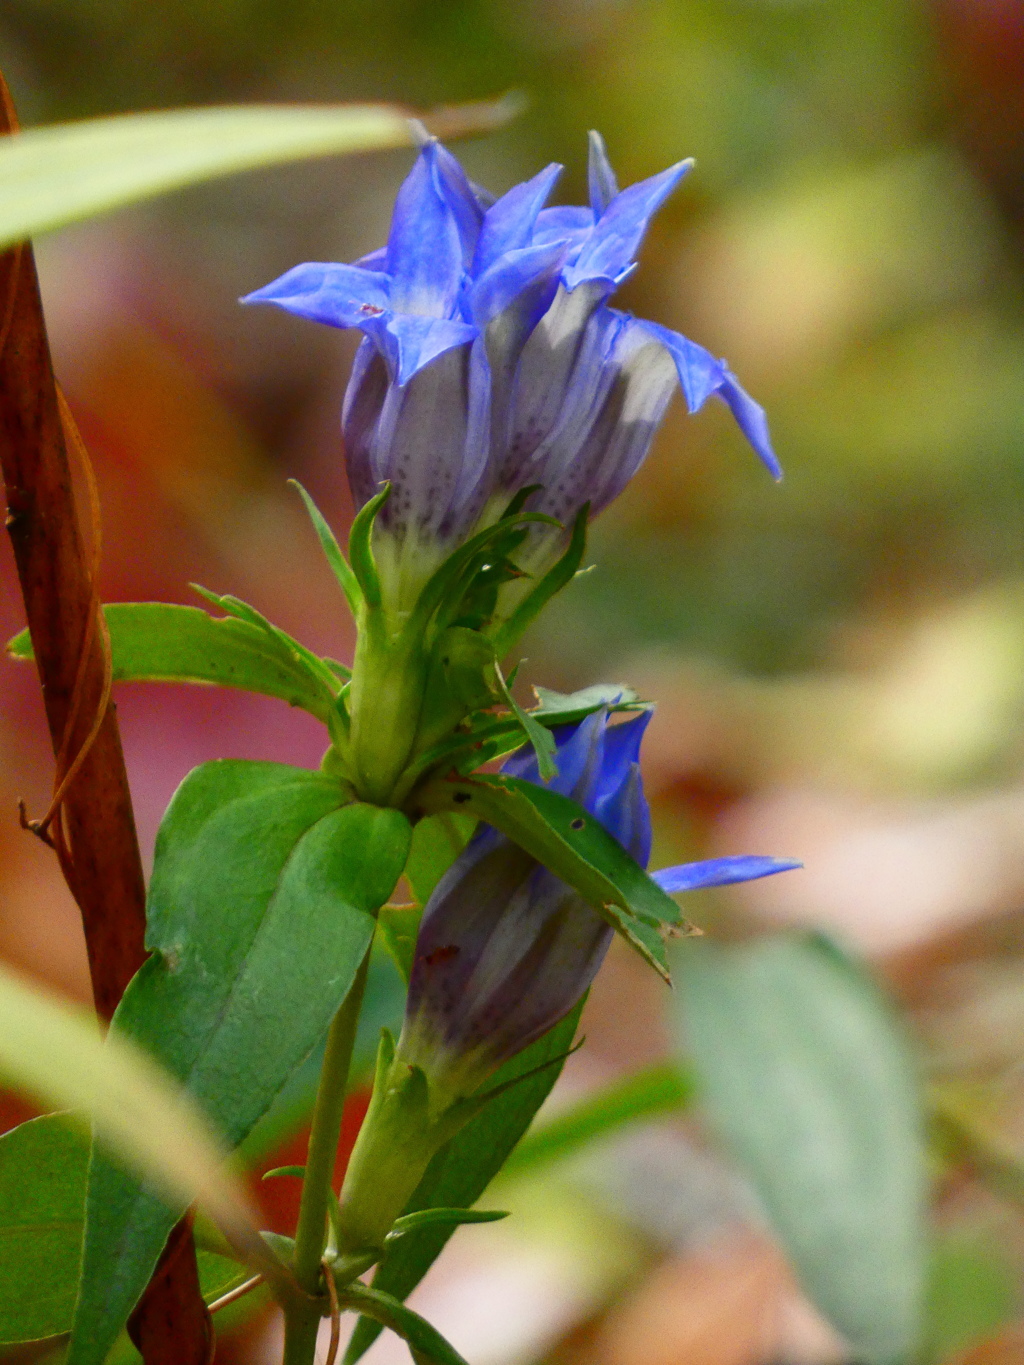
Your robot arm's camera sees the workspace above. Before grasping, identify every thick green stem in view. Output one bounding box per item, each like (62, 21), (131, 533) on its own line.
(283, 952), (371, 1365)
(347, 616), (428, 804)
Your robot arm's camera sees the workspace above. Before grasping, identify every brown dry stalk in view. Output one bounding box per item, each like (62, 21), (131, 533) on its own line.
(0, 72), (212, 1364)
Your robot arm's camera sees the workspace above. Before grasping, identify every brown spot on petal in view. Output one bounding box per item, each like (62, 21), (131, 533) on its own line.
(424, 945), (460, 967)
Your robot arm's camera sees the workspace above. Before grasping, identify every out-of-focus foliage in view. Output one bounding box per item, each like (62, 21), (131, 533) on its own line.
(4, 1), (1024, 1362)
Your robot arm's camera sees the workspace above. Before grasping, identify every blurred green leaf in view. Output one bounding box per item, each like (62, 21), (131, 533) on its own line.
(0, 103), (408, 248)
(345, 1001), (584, 1364)
(71, 763), (411, 1365)
(924, 1230), (1020, 1364)
(0, 1115), (85, 1345)
(9, 602), (340, 721)
(673, 932), (926, 1365)
(339, 1282), (468, 1365)
(0, 1116), (266, 1346)
(0, 966), (259, 1267)
(503, 1061), (694, 1178)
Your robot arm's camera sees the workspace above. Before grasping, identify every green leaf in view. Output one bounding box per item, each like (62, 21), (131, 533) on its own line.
(190, 585), (344, 702)
(237, 942), (406, 1163)
(673, 932), (927, 1365)
(338, 1282), (468, 1365)
(0, 963), (264, 1276)
(289, 480), (362, 622)
(494, 663), (557, 782)
(405, 812), (476, 905)
(71, 762), (411, 1365)
(0, 1117), (265, 1347)
(491, 502), (589, 658)
(349, 486), (391, 611)
(502, 1061), (693, 1178)
(376, 904), (422, 986)
(0, 104), (417, 250)
(417, 773), (688, 980)
(345, 1002), (584, 1363)
(924, 1230), (1020, 1363)
(7, 602), (339, 722)
(386, 1207), (509, 1241)
(531, 682), (643, 725)
(0, 1115), (86, 1345)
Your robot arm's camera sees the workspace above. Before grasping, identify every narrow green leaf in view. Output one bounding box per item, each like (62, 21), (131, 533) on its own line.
(348, 486), (391, 611)
(345, 1002), (583, 1363)
(924, 1231), (1020, 1363)
(386, 1207), (509, 1240)
(494, 664), (558, 782)
(0, 104), (415, 250)
(408, 513), (559, 638)
(338, 1283), (469, 1365)
(71, 762), (411, 1365)
(417, 773), (688, 979)
(262, 1166), (306, 1181)
(289, 480), (363, 621)
(8, 601), (340, 721)
(673, 932), (927, 1365)
(491, 503), (589, 659)
(502, 1061), (694, 1178)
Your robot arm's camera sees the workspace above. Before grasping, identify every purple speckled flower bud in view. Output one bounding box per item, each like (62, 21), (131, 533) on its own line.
(397, 709), (797, 1103)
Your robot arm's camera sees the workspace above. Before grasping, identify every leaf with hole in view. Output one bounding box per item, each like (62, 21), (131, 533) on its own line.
(417, 772), (688, 979)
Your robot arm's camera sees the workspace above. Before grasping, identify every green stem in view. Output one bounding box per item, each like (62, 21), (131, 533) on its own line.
(283, 951), (371, 1365)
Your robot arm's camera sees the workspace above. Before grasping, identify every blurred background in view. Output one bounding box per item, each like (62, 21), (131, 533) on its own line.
(3, 0), (1024, 1361)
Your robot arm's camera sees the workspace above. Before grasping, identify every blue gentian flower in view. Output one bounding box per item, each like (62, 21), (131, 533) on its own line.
(243, 132), (780, 612)
(396, 709), (798, 1104)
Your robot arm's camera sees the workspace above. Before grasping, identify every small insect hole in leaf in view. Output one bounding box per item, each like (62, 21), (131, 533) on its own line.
(570, 817), (585, 831)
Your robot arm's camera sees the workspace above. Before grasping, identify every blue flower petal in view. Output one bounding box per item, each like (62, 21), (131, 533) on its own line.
(353, 246), (388, 271)
(527, 312), (677, 523)
(587, 130), (619, 217)
(533, 204), (595, 247)
(386, 145), (465, 318)
(385, 313), (478, 386)
(432, 140), (486, 268)
(563, 158), (693, 291)
(716, 368), (782, 481)
(345, 336), (491, 553)
(639, 321), (782, 479)
(594, 764), (652, 866)
(652, 856), (802, 893)
(240, 261), (392, 329)
(594, 711), (652, 798)
(470, 240), (566, 328)
(474, 163), (563, 276)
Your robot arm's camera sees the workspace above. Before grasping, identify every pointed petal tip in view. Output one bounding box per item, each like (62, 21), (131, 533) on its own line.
(651, 855), (802, 895)
(408, 117), (435, 148)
